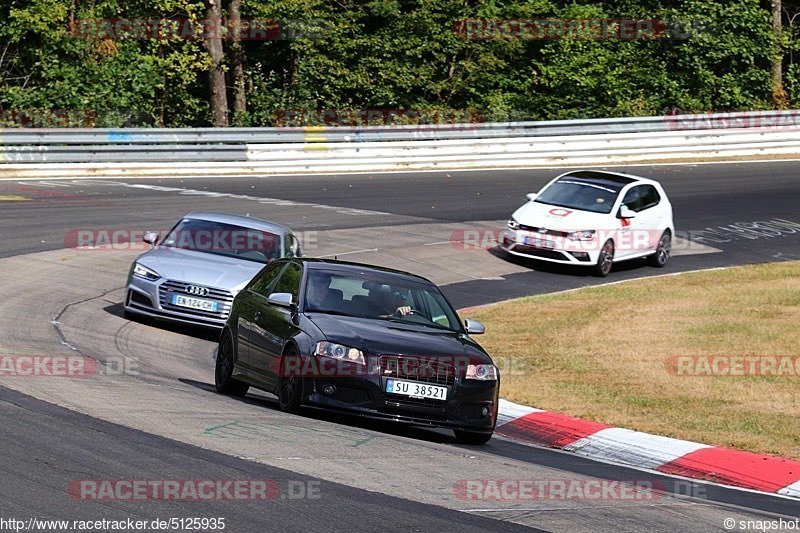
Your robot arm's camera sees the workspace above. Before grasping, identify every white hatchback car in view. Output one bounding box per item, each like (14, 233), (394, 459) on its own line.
(501, 170), (674, 276)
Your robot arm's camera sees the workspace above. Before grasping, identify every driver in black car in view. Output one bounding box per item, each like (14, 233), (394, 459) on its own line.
(372, 285), (413, 316)
(306, 273), (344, 311)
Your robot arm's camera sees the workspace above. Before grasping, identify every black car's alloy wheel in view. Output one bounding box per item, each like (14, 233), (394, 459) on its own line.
(215, 331), (249, 397)
(278, 348), (303, 413)
(454, 430), (493, 445)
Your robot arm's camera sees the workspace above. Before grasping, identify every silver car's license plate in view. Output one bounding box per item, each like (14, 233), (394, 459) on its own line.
(172, 294), (218, 312)
(386, 379), (447, 400)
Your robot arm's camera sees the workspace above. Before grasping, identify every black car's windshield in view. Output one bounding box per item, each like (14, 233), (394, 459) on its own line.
(161, 218), (281, 263)
(305, 270), (462, 332)
(535, 178), (622, 214)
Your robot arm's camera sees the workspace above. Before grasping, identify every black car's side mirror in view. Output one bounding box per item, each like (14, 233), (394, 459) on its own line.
(464, 318), (485, 335)
(268, 292), (295, 309)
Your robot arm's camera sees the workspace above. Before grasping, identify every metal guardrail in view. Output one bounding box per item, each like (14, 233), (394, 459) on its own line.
(1, 110), (800, 171)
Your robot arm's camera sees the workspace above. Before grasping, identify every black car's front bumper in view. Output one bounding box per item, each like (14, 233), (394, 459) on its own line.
(303, 370), (499, 433)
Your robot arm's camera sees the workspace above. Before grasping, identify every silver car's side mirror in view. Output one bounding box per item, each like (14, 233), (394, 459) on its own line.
(143, 231), (159, 246)
(268, 292), (295, 308)
(464, 318), (485, 335)
(619, 206), (637, 219)
(526, 193), (537, 201)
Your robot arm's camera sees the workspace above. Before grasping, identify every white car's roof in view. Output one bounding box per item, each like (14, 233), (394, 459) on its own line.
(558, 169), (660, 187)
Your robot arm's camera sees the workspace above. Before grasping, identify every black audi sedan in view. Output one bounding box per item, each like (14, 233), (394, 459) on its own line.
(215, 258), (500, 444)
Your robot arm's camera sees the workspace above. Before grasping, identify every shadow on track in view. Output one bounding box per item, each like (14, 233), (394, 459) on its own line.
(103, 302), (220, 342)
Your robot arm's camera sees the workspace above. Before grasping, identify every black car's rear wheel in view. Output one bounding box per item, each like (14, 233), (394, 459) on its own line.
(215, 330), (249, 397)
(454, 430), (493, 445)
(278, 348), (303, 413)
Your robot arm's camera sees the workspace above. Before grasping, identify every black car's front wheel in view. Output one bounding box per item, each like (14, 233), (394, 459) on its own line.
(278, 348), (303, 413)
(215, 330), (249, 397)
(454, 430), (493, 445)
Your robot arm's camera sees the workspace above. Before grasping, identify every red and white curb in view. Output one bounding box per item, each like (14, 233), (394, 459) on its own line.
(495, 399), (800, 499)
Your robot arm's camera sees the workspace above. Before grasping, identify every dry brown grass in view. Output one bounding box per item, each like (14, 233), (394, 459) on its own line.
(466, 262), (800, 459)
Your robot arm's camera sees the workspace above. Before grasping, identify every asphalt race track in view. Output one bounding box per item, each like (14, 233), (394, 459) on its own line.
(1, 161), (799, 531)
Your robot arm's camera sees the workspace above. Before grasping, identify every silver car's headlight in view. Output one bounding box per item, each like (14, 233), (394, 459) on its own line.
(313, 341), (365, 365)
(466, 364), (498, 381)
(566, 230), (595, 241)
(132, 262), (160, 281)
(507, 219), (520, 230)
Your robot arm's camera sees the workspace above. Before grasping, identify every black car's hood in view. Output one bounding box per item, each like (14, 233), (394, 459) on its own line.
(306, 313), (491, 362)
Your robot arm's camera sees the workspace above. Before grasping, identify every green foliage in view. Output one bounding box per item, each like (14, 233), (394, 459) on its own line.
(0, 0), (789, 126)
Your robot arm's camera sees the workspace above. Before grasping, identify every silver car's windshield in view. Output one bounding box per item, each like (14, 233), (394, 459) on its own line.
(535, 178), (622, 214)
(161, 218), (280, 263)
(305, 271), (462, 332)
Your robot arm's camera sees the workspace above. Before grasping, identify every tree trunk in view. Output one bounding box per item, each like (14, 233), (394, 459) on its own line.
(204, 0), (229, 126)
(228, 0), (247, 118)
(771, 0), (788, 108)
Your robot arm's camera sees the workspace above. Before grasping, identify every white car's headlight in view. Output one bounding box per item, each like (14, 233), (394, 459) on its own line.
(466, 364), (498, 381)
(507, 219), (520, 230)
(132, 262), (160, 281)
(567, 230), (595, 241)
(313, 341), (365, 365)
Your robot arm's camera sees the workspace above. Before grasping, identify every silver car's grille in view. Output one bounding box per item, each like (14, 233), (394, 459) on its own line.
(158, 279), (234, 319)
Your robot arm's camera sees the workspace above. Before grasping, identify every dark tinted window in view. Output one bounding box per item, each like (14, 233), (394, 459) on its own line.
(161, 218), (280, 263)
(639, 185), (661, 210)
(535, 178), (621, 214)
(621, 186), (643, 212)
(250, 262), (286, 297)
(273, 262), (303, 302)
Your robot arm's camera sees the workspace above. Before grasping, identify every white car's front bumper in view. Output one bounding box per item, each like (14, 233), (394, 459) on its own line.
(500, 228), (602, 265)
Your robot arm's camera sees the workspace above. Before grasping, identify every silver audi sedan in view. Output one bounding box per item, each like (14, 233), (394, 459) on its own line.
(124, 211), (302, 328)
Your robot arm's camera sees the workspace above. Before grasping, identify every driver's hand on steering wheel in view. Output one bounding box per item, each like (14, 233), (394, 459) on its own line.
(395, 306), (413, 316)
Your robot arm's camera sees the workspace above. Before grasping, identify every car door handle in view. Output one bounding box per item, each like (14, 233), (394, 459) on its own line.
(254, 311), (262, 321)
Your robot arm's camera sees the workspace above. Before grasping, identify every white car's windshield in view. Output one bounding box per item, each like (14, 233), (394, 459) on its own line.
(535, 179), (622, 214)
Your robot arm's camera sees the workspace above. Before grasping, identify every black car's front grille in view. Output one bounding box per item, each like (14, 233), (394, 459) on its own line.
(384, 395), (447, 411)
(457, 403), (490, 420)
(158, 279), (234, 319)
(378, 405), (449, 420)
(378, 355), (456, 387)
(330, 386), (370, 405)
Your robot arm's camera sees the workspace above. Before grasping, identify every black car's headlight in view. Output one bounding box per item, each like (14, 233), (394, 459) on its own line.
(313, 341), (365, 365)
(507, 219), (520, 230)
(132, 262), (160, 281)
(466, 364), (498, 381)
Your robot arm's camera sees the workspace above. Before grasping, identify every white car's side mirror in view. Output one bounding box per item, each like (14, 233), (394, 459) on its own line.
(526, 193), (537, 201)
(619, 207), (637, 219)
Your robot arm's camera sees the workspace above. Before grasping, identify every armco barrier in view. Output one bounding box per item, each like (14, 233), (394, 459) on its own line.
(2, 110), (800, 177)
